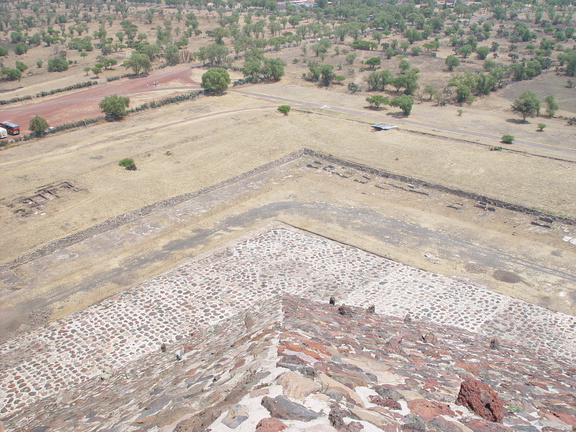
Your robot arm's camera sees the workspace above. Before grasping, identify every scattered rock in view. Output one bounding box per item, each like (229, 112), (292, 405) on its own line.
(373, 386), (403, 402)
(455, 379), (504, 423)
(366, 305), (376, 314)
(329, 406), (349, 429)
(338, 306), (353, 317)
(465, 419), (513, 432)
(319, 373), (364, 406)
(385, 334), (404, 354)
(244, 313), (255, 329)
(255, 418), (288, 432)
(161, 343), (167, 352)
(489, 338), (500, 350)
(421, 333), (437, 345)
(401, 414), (427, 432)
(427, 418), (466, 432)
(222, 404), (248, 429)
(329, 296), (336, 305)
(344, 421), (364, 432)
(407, 398), (456, 421)
(369, 395), (401, 410)
(403, 314), (412, 323)
(277, 371), (322, 400)
(455, 361), (480, 376)
(261, 395), (321, 421)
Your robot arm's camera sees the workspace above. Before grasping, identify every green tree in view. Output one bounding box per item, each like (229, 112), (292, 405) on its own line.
(544, 94), (559, 117)
(445, 54), (460, 71)
(511, 90), (540, 122)
(14, 42), (28, 55)
(558, 49), (576, 76)
(423, 84), (437, 101)
(277, 105), (291, 115)
(501, 134), (514, 144)
(366, 95), (389, 109)
(476, 46), (490, 60)
(201, 67), (231, 93)
(458, 44), (473, 58)
(164, 43), (180, 65)
(47, 57), (69, 72)
(390, 95), (414, 116)
(261, 58), (285, 81)
(1, 67), (22, 81)
(0, 46), (8, 57)
(398, 59), (410, 72)
(99, 95), (130, 120)
(122, 52), (152, 74)
(365, 57), (381, 69)
(29, 115), (49, 135)
(319, 64), (336, 87)
(243, 59), (261, 81)
(348, 82), (360, 93)
(15, 61), (27, 72)
(196, 43), (228, 66)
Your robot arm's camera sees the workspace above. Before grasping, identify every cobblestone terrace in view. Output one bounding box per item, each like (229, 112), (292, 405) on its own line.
(1, 227), (575, 420)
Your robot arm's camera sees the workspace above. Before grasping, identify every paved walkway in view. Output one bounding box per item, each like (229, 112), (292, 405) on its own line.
(1, 226), (574, 417)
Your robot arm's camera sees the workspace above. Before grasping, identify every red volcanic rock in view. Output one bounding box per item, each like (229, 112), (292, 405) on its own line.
(255, 418), (287, 432)
(385, 334), (404, 354)
(407, 398), (456, 421)
(456, 379), (504, 423)
(369, 395), (402, 410)
(455, 362), (480, 376)
(540, 408), (576, 426)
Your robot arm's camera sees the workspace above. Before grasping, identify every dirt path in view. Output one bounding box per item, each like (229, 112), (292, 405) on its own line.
(1, 64), (201, 134)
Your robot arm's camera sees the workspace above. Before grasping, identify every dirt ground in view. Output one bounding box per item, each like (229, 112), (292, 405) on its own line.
(1, 80), (576, 341)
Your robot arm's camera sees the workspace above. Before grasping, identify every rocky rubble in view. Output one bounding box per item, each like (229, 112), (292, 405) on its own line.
(3, 296), (574, 432)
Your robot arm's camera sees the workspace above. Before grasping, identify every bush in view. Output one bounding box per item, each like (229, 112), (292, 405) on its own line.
(29, 116), (49, 136)
(119, 158), (137, 170)
(501, 134), (514, 144)
(14, 42), (28, 55)
(47, 57), (69, 72)
(277, 105), (291, 115)
(15, 61), (28, 72)
(100, 95), (130, 120)
(537, 123), (546, 131)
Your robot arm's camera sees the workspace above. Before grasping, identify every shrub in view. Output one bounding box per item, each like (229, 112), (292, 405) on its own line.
(14, 42), (28, 55)
(47, 57), (69, 72)
(501, 134), (514, 144)
(277, 105), (291, 115)
(537, 123), (546, 131)
(119, 158), (137, 170)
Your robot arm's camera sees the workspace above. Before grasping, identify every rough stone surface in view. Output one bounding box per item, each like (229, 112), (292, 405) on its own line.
(261, 395), (321, 421)
(277, 371), (322, 400)
(255, 417), (288, 432)
(456, 378), (505, 423)
(407, 398), (456, 421)
(0, 227), (575, 432)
